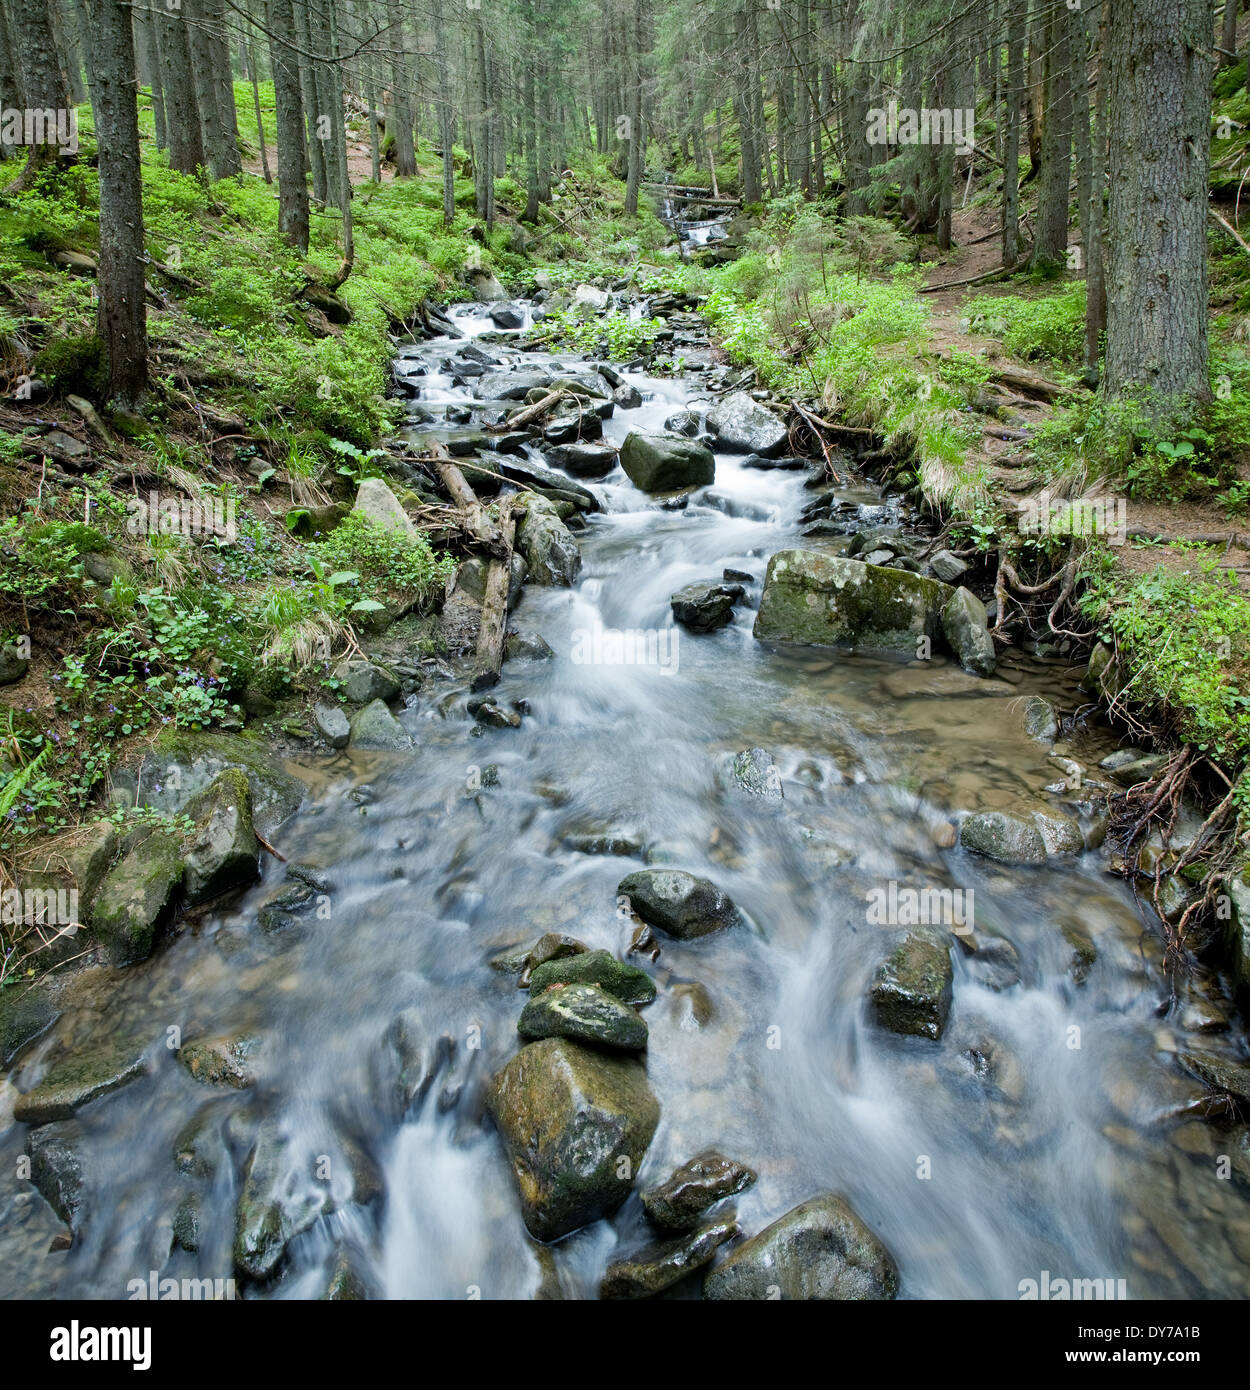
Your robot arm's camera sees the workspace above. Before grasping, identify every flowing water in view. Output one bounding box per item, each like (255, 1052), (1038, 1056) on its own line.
(2, 300), (1249, 1302)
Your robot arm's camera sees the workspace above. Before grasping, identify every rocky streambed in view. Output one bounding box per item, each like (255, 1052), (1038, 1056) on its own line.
(3, 290), (1250, 1300)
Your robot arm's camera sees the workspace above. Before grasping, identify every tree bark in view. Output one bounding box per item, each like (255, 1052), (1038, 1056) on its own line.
(267, 0), (309, 251)
(158, 6), (205, 175)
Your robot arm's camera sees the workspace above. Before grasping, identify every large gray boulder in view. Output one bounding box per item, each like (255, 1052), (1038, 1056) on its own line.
(960, 809), (1083, 866)
(703, 1193), (899, 1300)
(706, 391), (788, 457)
(487, 1037), (660, 1241)
(348, 700), (411, 750)
(352, 477), (418, 538)
(181, 769), (260, 906)
(516, 493), (581, 586)
(941, 587), (997, 676)
(619, 432), (715, 493)
(754, 550), (948, 654)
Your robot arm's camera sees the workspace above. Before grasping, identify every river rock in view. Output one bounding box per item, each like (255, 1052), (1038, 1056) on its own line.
(181, 769), (260, 907)
(663, 410), (701, 436)
(960, 809), (1082, 865)
(314, 702), (350, 749)
(348, 700), (411, 750)
(601, 1216), (739, 1298)
(474, 369), (551, 400)
(26, 1121), (86, 1231)
(233, 1121), (329, 1280)
(1177, 1050), (1250, 1108)
(574, 284), (610, 310)
(642, 1151), (757, 1231)
(374, 1008), (450, 1119)
(754, 550), (948, 653)
(14, 1034), (149, 1124)
(543, 404), (606, 447)
(671, 580), (741, 632)
(516, 493), (581, 585)
(19, 820), (119, 929)
(941, 587), (997, 676)
(489, 303), (525, 329)
(1022, 696), (1059, 742)
(487, 1037), (660, 1240)
(352, 477), (418, 538)
(136, 731), (304, 837)
(518, 982), (648, 1051)
(724, 747), (783, 799)
(617, 868), (741, 939)
(929, 549), (969, 583)
(613, 383), (643, 409)
(505, 630), (555, 662)
(547, 442), (619, 478)
(1222, 868), (1250, 999)
(527, 949), (657, 1007)
(706, 391), (788, 457)
(91, 829), (184, 965)
(467, 696), (521, 728)
(340, 660), (401, 704)
(871, 928), (953, 1040)
(178, 1032), (263, 1089)
(703, 1193), (899, 1300)
(620, 432), (715, 493)
(469, 270), (507, 303)
(497, 457), (601, 513)
(0, 981), (60, 1065)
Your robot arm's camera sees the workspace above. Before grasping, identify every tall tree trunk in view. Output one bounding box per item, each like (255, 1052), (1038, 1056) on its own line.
(88, 0), (147, 407)
(1002, 0), (1026, 268)
(1031, 0), (1074, 268)
(385, 0), (416, 175)
(9, 0), (71, 187)
(293, 0), (326, 202)
(1084, 3), (1108, 380)
(135, 4), (167, 151)
(267, 0), (309, 251)
(158, 7), (204, 175)
(1104, 0), (1211, 418)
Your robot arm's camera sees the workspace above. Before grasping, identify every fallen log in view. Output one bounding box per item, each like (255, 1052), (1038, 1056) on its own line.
(427, 440), (507, 554)
(472, 498), (517, 691)
(485, 388), (567, 433)
(988, 365), (1068, 401)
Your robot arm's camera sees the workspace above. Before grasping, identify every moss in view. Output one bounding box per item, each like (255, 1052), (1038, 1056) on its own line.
(31, 333), (107, 399)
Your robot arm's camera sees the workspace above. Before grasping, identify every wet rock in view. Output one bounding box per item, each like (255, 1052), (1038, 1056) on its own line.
(671, 981), (716, 1030)
(1101, 750), (1169, 787)
(561, 826), (645, 857)
(881, 667), (1012, 700)
(20, 820), (119, 928)
(172, 1192), (202, 1253)
(519, 982), (648, 1051)
(181, 769), (260, 907)
(703, 1194), (899, 1300)
(619, 432), (715, 493)
(663, 410), (701, 437)
(601, 1215), (739, 1298)
(26, 1121), (86, 1231)
(1177, 1050), (1250, 1109)
(340, 660), (401, 705)
(0, 981), (60, 1065)
(233, 1121), (329, 1281)
(516, 493), (582, 586)
(940, 588), (997, 677)
(375, 1008), (450, 1118)
(617, 869), (742, 939)
(257, 881), (316, 936)
(469, 270), (507, 303)
(496, 457), (600, 513)
(724, 747), (783, 800)
(960, 809), (1081, 866)
(178, 1032), (263, 1089)
(491, 932), (589, 982)
(741, 453), (808, 471)
(671, 581), (741, 632)
(1221, 868), (1250, 1000)
(313, 703), (350, 749)
(871, 928), (953, 1040)
(14, 1035), (149, 1124)
(352, 477), (418, 538)
(1060, 919), (1098, 984)
(929, 549), (969, 584)
(348, 700), (411, 750)
(542, 405), (607, 447)
(613, 383), (643, 409)
(964, 934), (1021, 991)
(173, 1106), (230, 1179)
(487, 1037), (660, 1241)
(321, 1248), (374, 1300)
(505, 629), (555, 663)
(1022, 696), (1059, 743)
(473, 369), (551, 400)
(546, 442), (619, 478)
(467, 696), (521, 729)
(91, 829), (184, 966)
(706, 391), (788, 457)
(527, 949), (657, 1007)
(754, 550), (948, 654)
(489, 303), (525, 329)
(642, 1151), (757, 1232)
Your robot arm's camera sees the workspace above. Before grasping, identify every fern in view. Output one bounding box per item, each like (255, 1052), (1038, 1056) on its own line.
(0, 747), (50, 823)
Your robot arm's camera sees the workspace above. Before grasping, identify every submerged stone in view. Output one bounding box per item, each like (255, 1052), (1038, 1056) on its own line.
(871, 928), (953, 1040)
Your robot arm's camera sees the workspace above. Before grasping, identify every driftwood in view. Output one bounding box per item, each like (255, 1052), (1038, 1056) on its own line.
(485, 388), (567, 433)
(472, 498), (517, 691)
(427, 440), (507, 555)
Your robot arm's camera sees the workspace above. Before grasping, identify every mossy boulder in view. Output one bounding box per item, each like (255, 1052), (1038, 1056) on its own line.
(703, 1194), (899, 1300)
(871, 928), (954, 1041)
(138, 731), (305, 838)
(754, 550), (948, 654)
(91, 830), (184, 966)
(518, 982), (648, 1052)
(181, 769), (260, 906)
(178, 1031), (263, 1089)
(619, 431), (715, 493)
(487, 1037), (660, 1241)
(14, 1034), (149, 1124)
(515, 493), (582, 586)
(527, 949), (657, 1007)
